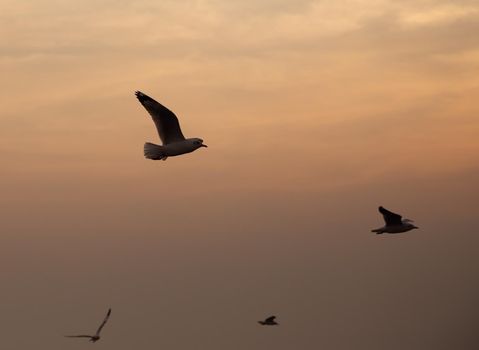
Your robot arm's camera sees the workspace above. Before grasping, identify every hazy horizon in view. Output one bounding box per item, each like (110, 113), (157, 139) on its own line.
(1, 0), (478, 349)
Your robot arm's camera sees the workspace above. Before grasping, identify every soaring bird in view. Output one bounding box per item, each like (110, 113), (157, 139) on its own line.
(135, 91), (207, 161)
(258, 316), (279, 326)
(65, 308), (111, 343)
(372, 206), (418, 234)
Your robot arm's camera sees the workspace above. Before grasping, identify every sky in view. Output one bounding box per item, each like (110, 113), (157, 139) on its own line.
(1, 0), (478, 349)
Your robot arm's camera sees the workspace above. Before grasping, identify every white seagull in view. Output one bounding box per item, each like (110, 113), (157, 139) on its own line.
(258, 316), (279, 326)
(65, 308), (111, 343)
(135, 91), (207, 161)
(372, 206), (418, 234)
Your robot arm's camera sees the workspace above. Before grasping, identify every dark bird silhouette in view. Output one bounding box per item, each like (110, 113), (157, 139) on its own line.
(65, 308), (111, 343)
(372, 206), (418, 234)
(258, 316), (279, 325)
(135, 91), (207, 161)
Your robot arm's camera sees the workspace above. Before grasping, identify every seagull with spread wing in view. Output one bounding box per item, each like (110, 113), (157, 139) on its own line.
(135, 91), (207, 161)
(258, 316), (279, 326)
(65, 308), (111, 343)
(372, 206), (418, 234)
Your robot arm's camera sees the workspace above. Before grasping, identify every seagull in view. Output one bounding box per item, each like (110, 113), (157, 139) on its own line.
(65, 308), (111, 343)
(135, 91), (207, 161)
(372, 206), (418, 234)
(258, 316), (279, 326)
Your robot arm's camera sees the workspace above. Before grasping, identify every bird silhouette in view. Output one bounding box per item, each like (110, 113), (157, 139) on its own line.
(258, 315), (279, 325)
(135, 91), (207, 161)
(65, 308), (111, 343)
(372, 206), (418, 234)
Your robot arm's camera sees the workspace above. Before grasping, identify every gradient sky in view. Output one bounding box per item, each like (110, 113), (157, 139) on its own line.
(1, 1), (479, 349)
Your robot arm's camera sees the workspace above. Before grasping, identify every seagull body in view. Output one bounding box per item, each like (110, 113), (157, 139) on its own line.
(135, 91), (207, 161)
(65, 308), (111, 343)
(372, 206), (418, 234)
(258, 316), (279, 326)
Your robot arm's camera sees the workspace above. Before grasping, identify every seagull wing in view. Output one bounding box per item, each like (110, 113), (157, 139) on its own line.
(95, 308), (111, 337)
(135, 91), (185, 145)
(265, 316), (276, 322)
(65, 335), (93, 339)
(379, 206), (403, 226)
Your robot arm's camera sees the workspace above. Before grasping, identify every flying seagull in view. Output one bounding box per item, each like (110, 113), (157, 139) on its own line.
(372, 206), (418, 234)
(65, 308), (111, 343)
(258, 316), (279, 326)
(135, 91), (207, 161)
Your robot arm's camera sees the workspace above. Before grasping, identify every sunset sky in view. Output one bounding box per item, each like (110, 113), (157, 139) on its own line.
(1, 1), (478, 349)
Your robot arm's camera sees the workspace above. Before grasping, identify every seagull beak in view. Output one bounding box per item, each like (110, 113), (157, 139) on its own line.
(201, 144), (208, 148)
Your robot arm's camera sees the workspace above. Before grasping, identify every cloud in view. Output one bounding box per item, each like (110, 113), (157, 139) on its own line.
(398, 3), (479, 27)
(2, 0), (479, 189)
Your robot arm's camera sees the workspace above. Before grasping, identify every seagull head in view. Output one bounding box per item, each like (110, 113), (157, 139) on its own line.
(404, 222), (419, 230)
(191, 138), (208, 148)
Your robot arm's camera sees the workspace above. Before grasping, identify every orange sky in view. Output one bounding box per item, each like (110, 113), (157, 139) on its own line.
(1, 1), (478, 349)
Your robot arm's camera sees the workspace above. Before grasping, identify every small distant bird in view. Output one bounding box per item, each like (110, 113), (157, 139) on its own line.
(65, 308), (111, 343)
(372, 206), (418, 234)
(258, 316), (279, 326)
(135, 91), (207, 161)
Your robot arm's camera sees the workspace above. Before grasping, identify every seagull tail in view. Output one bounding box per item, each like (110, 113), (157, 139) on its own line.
(144, 142), (166, 160)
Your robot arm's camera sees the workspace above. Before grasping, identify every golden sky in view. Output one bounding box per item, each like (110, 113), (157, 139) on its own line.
(1, 1), (478, 349)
